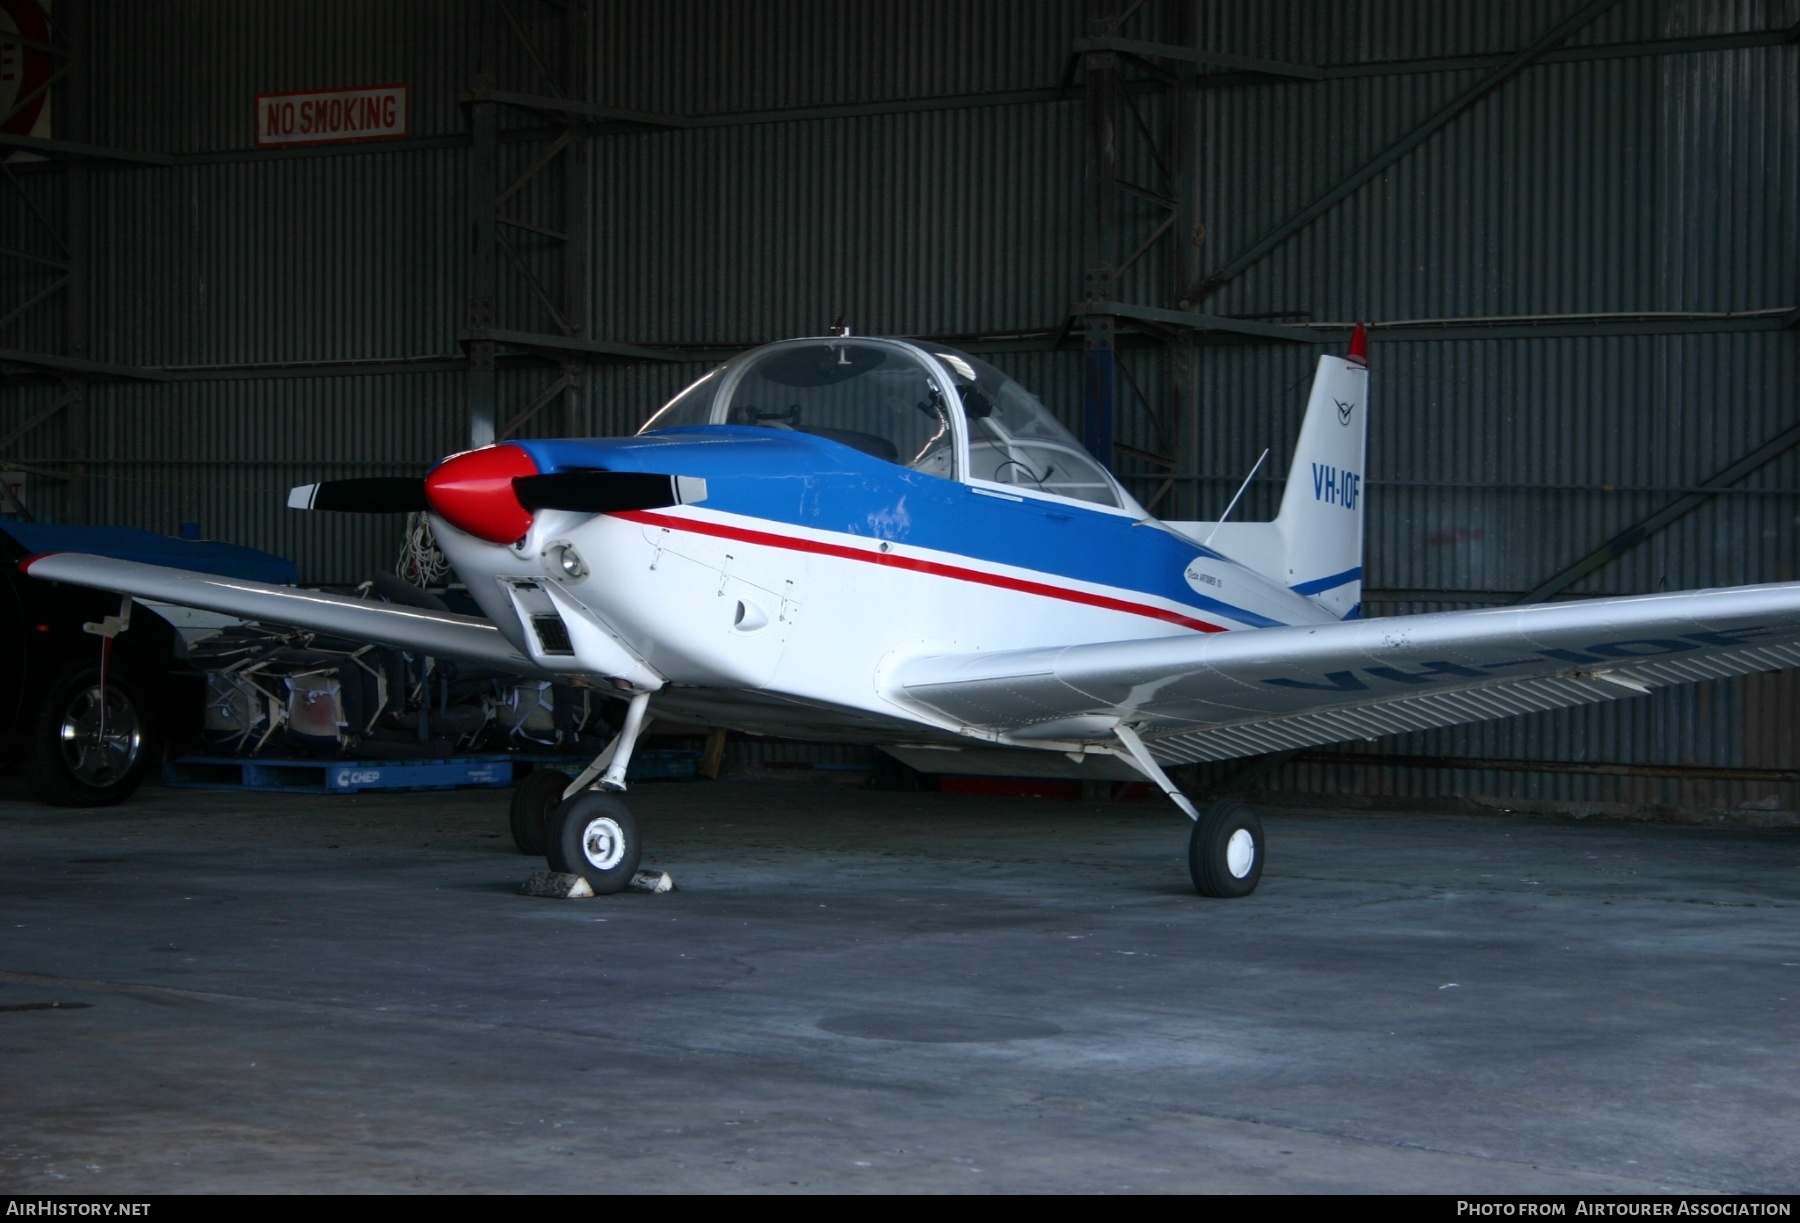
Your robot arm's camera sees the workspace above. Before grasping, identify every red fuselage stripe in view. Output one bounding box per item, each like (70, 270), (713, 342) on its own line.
(617, 509), (1228, 634)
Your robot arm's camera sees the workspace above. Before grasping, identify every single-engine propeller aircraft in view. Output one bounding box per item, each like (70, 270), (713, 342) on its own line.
(22, 328), (1800, 896)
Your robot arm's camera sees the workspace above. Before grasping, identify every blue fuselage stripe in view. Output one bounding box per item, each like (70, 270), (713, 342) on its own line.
(512, 429), (1292, 630)
(1290, 566), (1363, 596)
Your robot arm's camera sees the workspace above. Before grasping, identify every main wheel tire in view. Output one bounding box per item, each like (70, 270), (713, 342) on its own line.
(22, 662), (157, 808)
(1189, 800), (1264, 898)
(546, 791), (641, 895)
(508, 767), (571, 856)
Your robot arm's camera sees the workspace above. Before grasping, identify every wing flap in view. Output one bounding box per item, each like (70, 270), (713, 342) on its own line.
(22, 552), (544, 675)
(894, 583), (1800, 761)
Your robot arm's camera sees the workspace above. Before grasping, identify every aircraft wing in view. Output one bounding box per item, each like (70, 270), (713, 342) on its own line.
(20, 552), (545, 675)
(893, 583), (1800, 764)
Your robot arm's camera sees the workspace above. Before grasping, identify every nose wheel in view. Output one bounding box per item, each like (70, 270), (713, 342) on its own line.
(528, 689), (652, 894)
(546, 791), (643, 895)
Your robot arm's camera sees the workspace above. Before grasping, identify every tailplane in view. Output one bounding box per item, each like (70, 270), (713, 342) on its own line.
(1168, 323), (1370, 619)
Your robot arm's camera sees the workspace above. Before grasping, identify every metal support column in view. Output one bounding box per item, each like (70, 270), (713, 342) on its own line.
(1166, 0), (1201, 519)
(561, 1), (593, 437)
(461, 1), (608, 445)
(60, 0), (88, 523)
(1082, 10), (1119, 470)
(466, 69), (499, 450)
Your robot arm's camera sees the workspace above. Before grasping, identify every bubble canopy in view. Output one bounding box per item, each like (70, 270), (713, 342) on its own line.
(638, 338), (1139, 513)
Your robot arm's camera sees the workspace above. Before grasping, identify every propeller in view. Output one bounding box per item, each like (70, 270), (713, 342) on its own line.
(514, 471), (707, 514)
(286, 476), (426, 513)
(287, 446), (708, 546)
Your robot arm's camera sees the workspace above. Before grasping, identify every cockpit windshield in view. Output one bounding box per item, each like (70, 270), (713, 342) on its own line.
(931, 347), (1124, 509)
(637, 339), (1133, 512)
(638, 368), (722, 434)
(638, 341), (953, 476)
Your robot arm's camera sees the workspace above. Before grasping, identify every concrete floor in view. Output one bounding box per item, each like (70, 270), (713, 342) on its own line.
(1, 772), (1797, 1194)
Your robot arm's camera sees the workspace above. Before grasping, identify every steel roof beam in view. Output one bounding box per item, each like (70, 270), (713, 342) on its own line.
(0, 348), (172, 382)
(1193, 0), (1626, 302)
(0, 133), (172, 165)
(460, 326), (735, 364)
(1072, 34), (1321, 80)
(461, 87), (687, 129)
(1072, 301), (1322, 343)
(1517, 420), (1800, 605)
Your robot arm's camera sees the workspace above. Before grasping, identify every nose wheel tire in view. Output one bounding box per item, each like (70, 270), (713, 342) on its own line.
(508, 767), (572, 856)
(1189, 800), (1264, 898)
(546, 791), (642, 895)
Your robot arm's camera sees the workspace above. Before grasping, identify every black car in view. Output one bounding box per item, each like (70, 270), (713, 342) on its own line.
(1, 522), (296, 806)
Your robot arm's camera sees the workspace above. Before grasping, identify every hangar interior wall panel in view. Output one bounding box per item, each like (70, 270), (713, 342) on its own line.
(87, 150), (469, 368)
(87, 1), (473, 153)
(1, 0), (1796, 812)
(591, 105), (1085, 345)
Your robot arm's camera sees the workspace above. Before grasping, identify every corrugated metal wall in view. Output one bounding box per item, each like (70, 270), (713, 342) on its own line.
(2, 0), (1796, 813)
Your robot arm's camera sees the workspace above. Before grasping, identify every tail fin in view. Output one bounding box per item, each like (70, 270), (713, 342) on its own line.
(1270, 326), (1368, 617)
(1166, 324), (1370, 619)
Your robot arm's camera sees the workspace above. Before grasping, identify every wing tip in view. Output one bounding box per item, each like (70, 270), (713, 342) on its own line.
(287, 483), (319, 510)
(16, 551), (55, 576)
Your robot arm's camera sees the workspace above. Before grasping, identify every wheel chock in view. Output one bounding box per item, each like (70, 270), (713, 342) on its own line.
(522, 870), (594, 898)
(520, 868), (676, 898)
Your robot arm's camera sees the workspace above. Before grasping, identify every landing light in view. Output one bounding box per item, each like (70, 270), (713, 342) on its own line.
(545, 541), (588, 583)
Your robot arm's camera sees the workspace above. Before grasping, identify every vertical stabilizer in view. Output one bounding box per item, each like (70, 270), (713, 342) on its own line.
(1271, 327), (1369, 618)
(1164, 324), (1370, 619)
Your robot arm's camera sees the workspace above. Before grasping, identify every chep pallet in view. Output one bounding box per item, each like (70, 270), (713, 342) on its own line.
(164, 755), (514, 794)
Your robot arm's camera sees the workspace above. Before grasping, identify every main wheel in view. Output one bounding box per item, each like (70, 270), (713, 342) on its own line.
(546, 791), (641, 895)
(22, 662), (157, 807)
(508, 767), (571, 856)
(1189, 800), (1264, 898)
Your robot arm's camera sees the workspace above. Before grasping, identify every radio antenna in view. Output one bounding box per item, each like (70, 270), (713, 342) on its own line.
(1204, 448), (1269, 546)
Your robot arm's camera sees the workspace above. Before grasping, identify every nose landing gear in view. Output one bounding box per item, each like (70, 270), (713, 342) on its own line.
(537, 690), (654, 895)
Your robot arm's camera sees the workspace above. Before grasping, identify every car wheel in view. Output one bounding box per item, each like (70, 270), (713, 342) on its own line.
(22, 662), (157, 807)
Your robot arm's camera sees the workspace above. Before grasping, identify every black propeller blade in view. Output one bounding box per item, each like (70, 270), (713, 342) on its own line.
(513, 471), (708, 514)
(288, 477), (428, 513)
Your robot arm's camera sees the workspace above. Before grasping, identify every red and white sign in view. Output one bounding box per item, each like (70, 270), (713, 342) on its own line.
(0, 0), (55, 156)
(256, 84), (408, 148)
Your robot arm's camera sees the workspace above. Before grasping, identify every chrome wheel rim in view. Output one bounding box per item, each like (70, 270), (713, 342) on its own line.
(580, 816), (626, 871)
(59, 684), (142, 787)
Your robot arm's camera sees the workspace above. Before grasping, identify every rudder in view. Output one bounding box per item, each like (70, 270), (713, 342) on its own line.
(1272, 329), (1369, 618)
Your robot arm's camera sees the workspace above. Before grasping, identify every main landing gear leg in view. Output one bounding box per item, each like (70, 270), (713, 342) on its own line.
(1112, 724), (1264, 899)
(545, 691), (652, 895)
